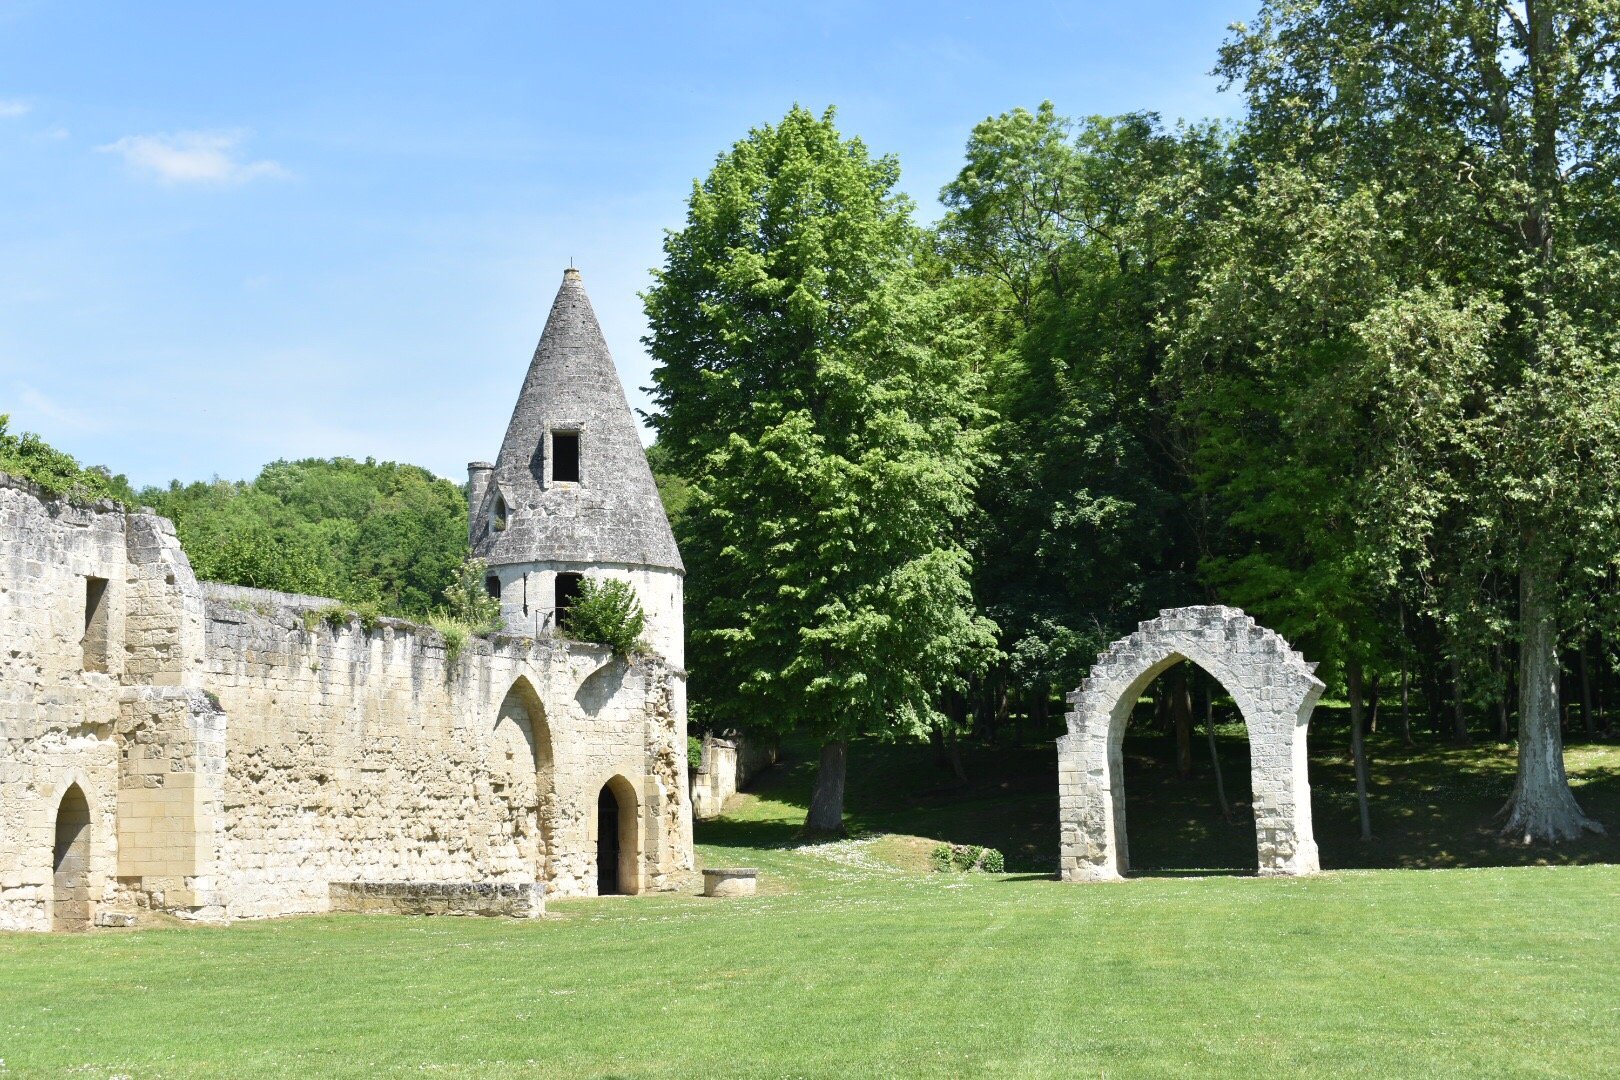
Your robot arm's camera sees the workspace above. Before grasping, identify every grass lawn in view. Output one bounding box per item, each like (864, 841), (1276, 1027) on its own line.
(4, 727), (1619, 1077)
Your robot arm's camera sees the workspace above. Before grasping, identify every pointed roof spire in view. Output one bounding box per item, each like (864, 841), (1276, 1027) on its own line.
(472, 268), (682, 573)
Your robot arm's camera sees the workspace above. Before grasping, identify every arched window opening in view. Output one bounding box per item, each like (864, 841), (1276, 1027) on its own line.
(595, 777), (640, 895)
(52, 784), (92, 932)
(485, 575), (502, 600)
(491, 491), (508, 532)
(554, 572), (583, 630)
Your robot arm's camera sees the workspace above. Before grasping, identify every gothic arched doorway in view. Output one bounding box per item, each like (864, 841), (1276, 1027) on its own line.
(1058, 606), (1324, 880)
(595, 777), (640, 896)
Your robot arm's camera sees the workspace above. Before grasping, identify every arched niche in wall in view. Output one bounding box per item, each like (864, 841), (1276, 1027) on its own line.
(496, 677), (556, 880)
(52, 783), (92, 932)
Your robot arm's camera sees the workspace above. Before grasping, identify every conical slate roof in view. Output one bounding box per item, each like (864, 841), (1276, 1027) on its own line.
(471, 268), (682, 573)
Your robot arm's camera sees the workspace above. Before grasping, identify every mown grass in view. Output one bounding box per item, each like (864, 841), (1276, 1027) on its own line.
(3, 726), (1618, 1078)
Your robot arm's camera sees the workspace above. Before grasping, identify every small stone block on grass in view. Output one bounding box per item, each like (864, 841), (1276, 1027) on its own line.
(702, 867), (758, 897)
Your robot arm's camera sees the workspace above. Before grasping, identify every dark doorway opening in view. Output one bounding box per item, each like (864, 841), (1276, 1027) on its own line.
(485, 575), (502, 599)
(53, 785), (91, 932)
(552, 432), (580, 483)
(555, 573), (583, 630)
(1122, 660), (1257, 875)
(597, 784), (620, 895)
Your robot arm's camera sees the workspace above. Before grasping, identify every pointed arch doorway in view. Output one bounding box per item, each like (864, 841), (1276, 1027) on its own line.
(595, 777), (640, 896)
(1058, 607), (1325, 881)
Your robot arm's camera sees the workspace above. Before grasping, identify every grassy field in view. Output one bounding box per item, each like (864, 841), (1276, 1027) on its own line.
(3, 725), (1619, 1078)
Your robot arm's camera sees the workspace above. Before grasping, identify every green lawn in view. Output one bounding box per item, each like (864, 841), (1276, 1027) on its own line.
(4, 728), (1619, 1078)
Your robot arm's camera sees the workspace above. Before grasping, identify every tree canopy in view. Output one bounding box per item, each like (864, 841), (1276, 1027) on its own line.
(140, 457), (467, 619)
(645, 106), (996, 830)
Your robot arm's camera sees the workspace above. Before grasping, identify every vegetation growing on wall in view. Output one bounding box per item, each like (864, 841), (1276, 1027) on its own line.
(560, 577), (647, 656)
(0, 415), (134, 504)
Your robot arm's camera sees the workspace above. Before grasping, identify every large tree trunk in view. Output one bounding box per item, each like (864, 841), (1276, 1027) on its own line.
(1171, 666), (1194, 780)
(805, 739), (849, 834)
(1501, 562), (1603, 842)
(944, 728), (967, 785)
(1347, 659), (1373, 842)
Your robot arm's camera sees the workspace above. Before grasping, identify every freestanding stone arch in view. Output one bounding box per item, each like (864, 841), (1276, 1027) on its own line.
(1057, 606), (1325, 881)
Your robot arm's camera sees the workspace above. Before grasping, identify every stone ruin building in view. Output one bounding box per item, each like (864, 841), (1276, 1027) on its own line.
(0, 268), (693, 932)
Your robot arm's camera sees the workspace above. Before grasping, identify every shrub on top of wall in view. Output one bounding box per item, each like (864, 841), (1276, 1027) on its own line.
(0, 415), (133, 505)
(562, 578), (647, 656)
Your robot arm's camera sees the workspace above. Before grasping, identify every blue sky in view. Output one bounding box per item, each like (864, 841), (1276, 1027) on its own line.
(0, 1), (1248, 489)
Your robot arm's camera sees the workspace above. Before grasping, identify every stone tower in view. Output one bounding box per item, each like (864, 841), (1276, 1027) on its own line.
(468, 268), (684, 664)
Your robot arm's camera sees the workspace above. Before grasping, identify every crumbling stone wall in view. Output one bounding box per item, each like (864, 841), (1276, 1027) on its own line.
(1058, 606), (1324, 881)
(691, 730), (779, 821)
(0, 473), (693, 931)
(1, 476), (139, 931)
(204, 603), (693, 918)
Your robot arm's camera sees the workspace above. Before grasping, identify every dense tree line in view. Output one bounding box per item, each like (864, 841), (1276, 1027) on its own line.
(0, 428), (476, 624)
(139, 458), (467, 618)
(648, 1), (1620, 838)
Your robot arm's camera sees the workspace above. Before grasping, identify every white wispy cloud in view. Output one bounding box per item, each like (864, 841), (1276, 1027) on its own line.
(97, 130), (290, 185)
(0, 99), (30, 118)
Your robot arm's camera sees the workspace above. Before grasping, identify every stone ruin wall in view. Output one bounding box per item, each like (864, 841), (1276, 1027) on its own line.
(1, 477), (129, 931)
(691, 729), (779, 821)
(0, 472), (693, 931)
(203, 601), (693, 919)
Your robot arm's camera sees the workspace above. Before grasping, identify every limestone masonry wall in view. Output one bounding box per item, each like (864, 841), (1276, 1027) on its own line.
(692, 730), (779, 821)
(0, 473), (692, 932)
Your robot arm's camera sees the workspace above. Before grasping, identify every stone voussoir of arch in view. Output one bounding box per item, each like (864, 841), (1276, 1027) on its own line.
(1057, 605), (1326, 883)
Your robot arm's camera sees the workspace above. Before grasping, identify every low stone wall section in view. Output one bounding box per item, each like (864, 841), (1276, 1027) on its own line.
(329, 881), (543, 918)
(691, 730), (779, 820)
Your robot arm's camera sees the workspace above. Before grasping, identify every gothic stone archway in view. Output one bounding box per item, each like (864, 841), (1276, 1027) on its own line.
(1057, 606), (1325, 881)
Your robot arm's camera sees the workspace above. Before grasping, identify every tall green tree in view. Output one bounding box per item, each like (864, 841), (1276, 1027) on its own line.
(645, 106), (996, 831)
(1221, 1), (1620, 840)
(937, 105), (1225, 722)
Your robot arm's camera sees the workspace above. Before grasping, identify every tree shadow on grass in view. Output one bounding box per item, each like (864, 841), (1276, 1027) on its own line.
(693, 812), (806, 852)
(692, 726), (1620, 876)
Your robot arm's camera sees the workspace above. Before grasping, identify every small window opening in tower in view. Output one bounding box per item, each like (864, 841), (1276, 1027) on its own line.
(485, 575), (502, 599)
(82, 576), (110, 673)
(554, 572), (584, 629)
(552, 431), (580, 483)
(491, 491), (508, 532)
